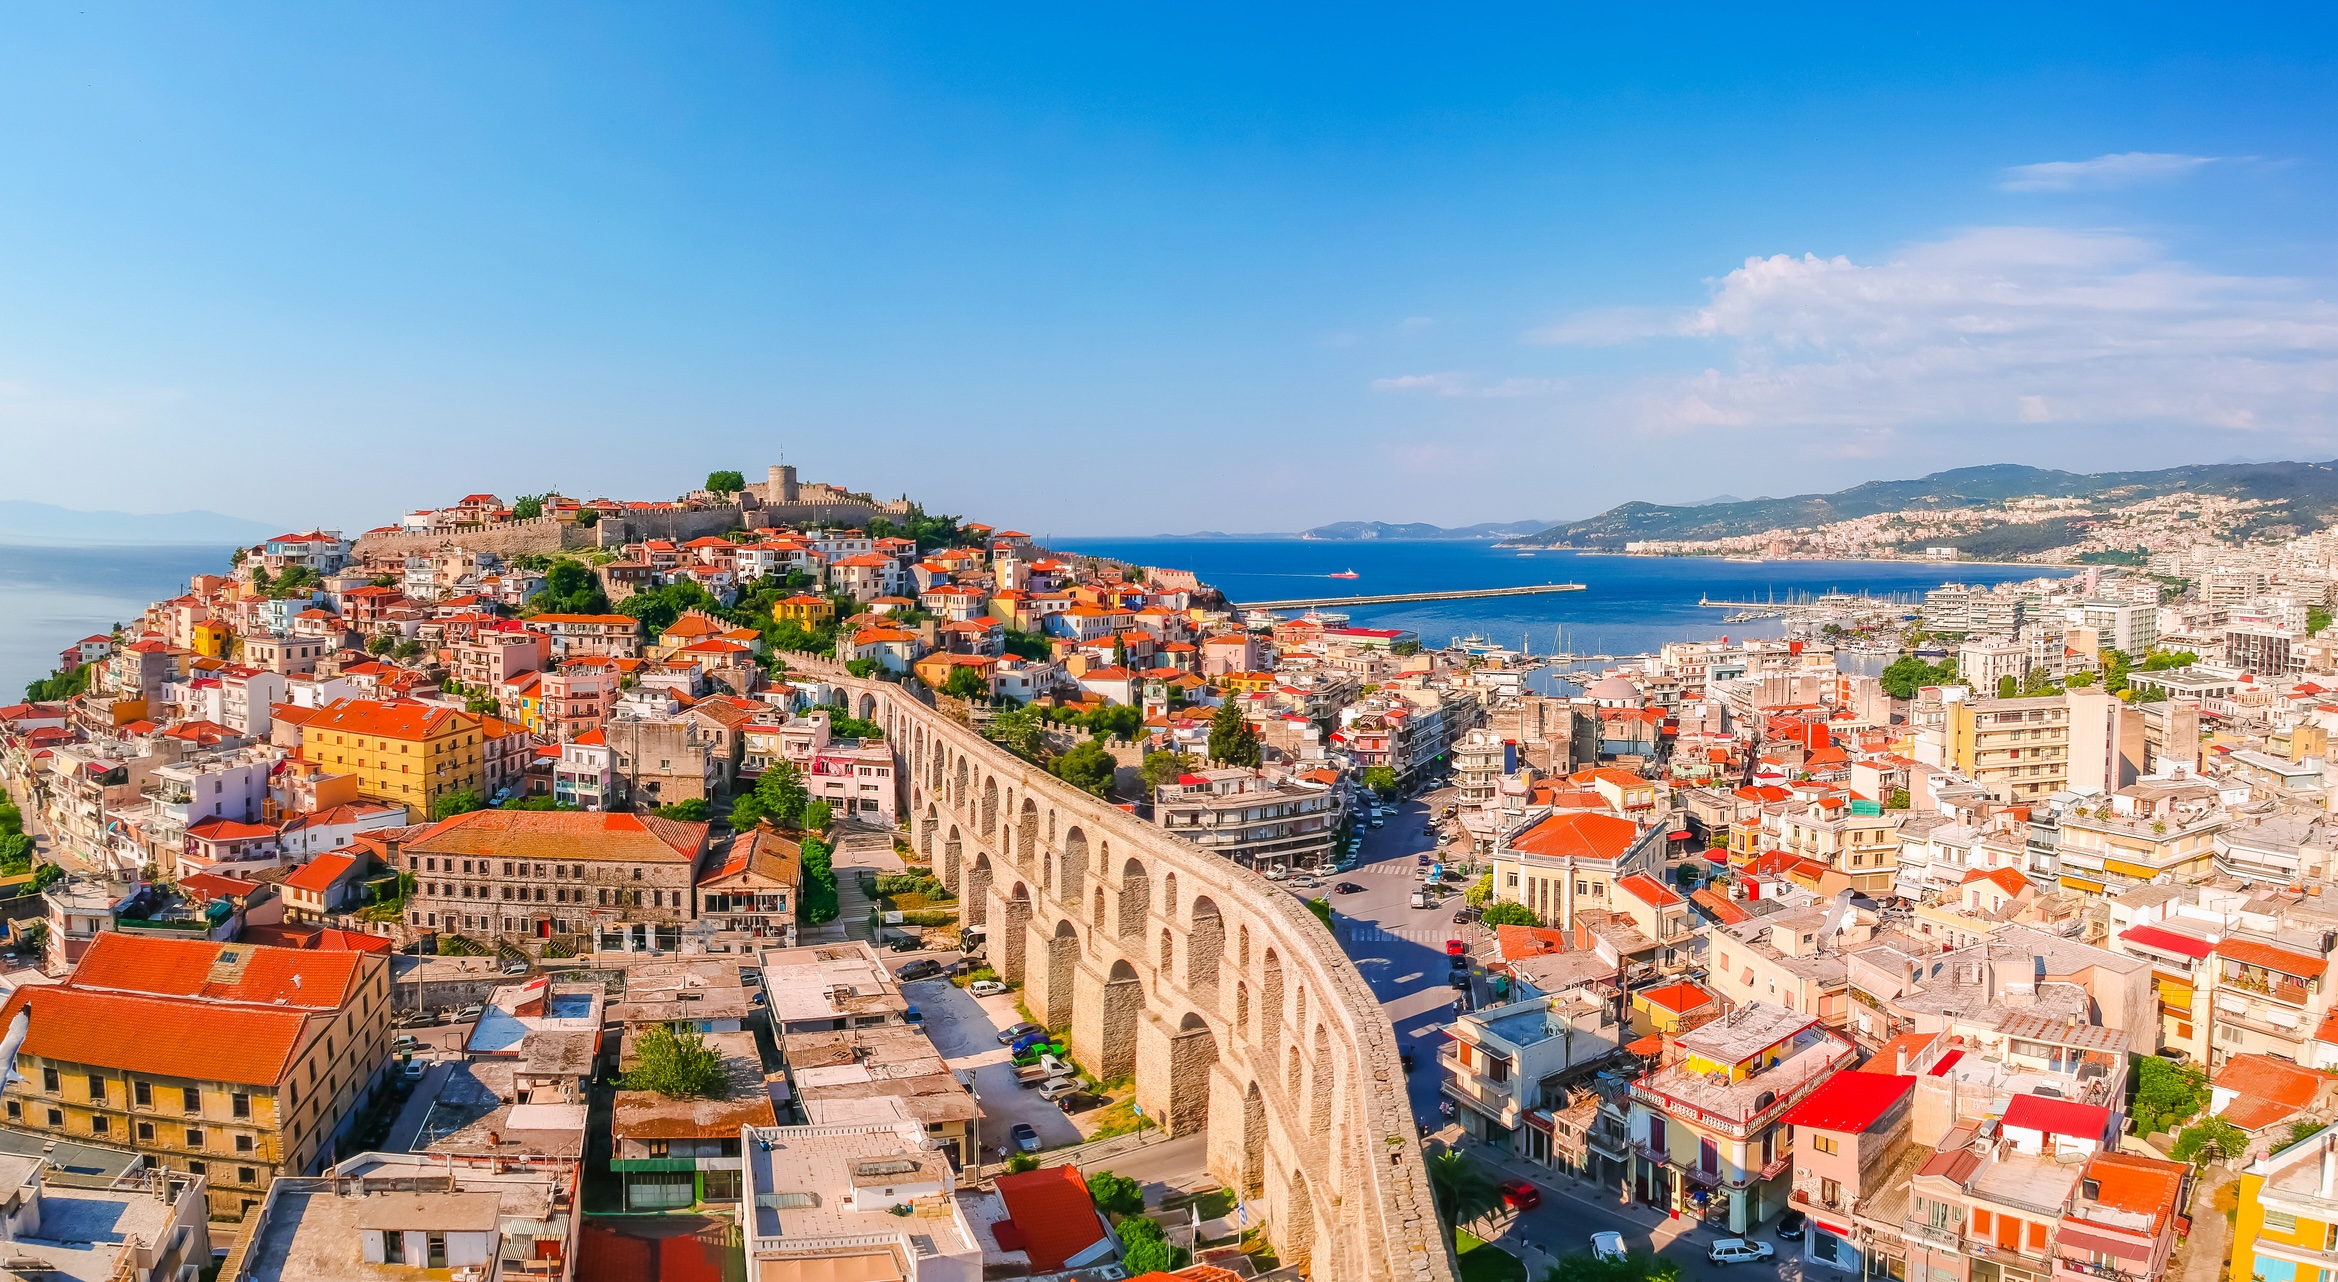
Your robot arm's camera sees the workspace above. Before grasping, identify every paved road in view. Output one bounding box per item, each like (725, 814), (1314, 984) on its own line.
(899, 968), (1086, 1163)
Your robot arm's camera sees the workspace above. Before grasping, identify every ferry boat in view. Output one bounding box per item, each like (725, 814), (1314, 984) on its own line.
(1328, 569), (1360, 579)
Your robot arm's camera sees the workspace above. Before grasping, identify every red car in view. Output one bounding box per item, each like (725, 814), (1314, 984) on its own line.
(1499, 1179), (1541, 1210)
(1445, 939), (1467, 958)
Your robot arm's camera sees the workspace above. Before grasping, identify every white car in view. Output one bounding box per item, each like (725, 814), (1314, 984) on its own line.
(968, 980), (1009, 997)
(1708, 1239), (1775, 1265)
(1589, 1232), (1627, 1263)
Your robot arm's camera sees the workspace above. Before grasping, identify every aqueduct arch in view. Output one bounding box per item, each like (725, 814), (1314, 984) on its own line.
(840, 677), (1453, 1282)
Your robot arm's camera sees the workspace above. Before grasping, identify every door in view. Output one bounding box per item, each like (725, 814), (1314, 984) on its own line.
(538, 918), (551, 939)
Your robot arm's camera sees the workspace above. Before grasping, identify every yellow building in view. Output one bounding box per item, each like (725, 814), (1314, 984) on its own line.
(774, 594), (837, 627)
(190, 620), (233, 658)
(1944, 694), (2071, 801)
(2230, 1123), (2338, 1282)
(300, 698), (484, 821)
(0, 933), (393, 1221)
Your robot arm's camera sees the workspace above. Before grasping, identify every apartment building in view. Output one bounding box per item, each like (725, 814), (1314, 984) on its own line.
(0, 1155), (212, 1282)
(0, 933), (393, 1220)
(1152, 768), (1342, 872)
(2079, 599), (2159, 654)
(1769, 796), (1899, 897)
(230, 1150), (580, 1282)
(1905, 1116), (2089, 1282)
(520, 613), (643, 660)
(398, 808), (711, 950)
(1780, 1070), (1916, 1277)
(298, 699), (485, 821)
(1627, 1003), (1857, 1232)
(2053, 1152), (2190, 1282)
(1441, 990), (1621, 1168)
(1944, 695), (2071, 802)
(740, 1121), (983, 1281)
(2230, 1124), (2338, 1282)
(2052, 778), (2225, 897)
(1494, 811), (1667, 930)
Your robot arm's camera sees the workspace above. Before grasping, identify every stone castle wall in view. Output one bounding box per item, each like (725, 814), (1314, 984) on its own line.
(350, 495), (897, 564)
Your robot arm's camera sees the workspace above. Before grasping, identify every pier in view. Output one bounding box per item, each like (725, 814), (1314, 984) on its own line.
(1231, 582), (1586, 611)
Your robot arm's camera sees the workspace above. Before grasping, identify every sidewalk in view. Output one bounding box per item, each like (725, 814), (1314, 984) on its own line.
(1452, 1130), (1732, 1257)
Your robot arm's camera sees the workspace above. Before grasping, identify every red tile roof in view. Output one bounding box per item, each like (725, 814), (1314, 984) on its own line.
(2001, 1093), (2111, 1141)
(2118, 924), (2214, 960)
(2074, 1151), (2189, 1234)
(2214, 1053), (2325, 1132)
(409, 808), (707, 865)
(0, 986), (318, 1087)
(993, 1165), (1107, 1271)
(1779, 1072), (1914, 1134)
(1509, 812), (1640, 862)
(283, 851), (362, 894)
(1636, 981), (1715, 1014)
(1691, 886), (1750, 924)
(1960, 867), (2029, 895)
(1858, 1031), (1940, 1075)
(1615, 873), (1683, 907)
(68, 933), (364, 1010)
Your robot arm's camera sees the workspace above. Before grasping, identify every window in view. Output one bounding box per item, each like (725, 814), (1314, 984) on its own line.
(1819, 1177), (1839, 1206)
(2, 1102), (14, 1120)
(2027, 1222), (2047, 1252)
(239, 1166), (257, 1185)
(137, 1122), (154, 1141)
(2266, 1210), (2300, 1234)
(91, 1115), (109, 1135)
(45, 1109), (60, 1128)
(134, 1081), (152, 1107)
(1812, 1134), (1838, 1155)
(86, 1074), (104, 1101)
(187, 1161), (205, 1176)
(236, 1134), (255, 1153)
(186, 1127), (206, 1148)
(1971, 1210), (1992, 1235)
(40, 1067), (57, 1093)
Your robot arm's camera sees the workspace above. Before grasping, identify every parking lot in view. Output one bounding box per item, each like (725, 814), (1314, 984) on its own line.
(893, 964), (1086, 1162)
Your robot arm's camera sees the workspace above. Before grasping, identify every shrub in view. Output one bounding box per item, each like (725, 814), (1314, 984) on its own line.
(1478, 901), (1541, 927)
(624, 1025), (728, 1099)
(1004, 1153), (1038, 1174)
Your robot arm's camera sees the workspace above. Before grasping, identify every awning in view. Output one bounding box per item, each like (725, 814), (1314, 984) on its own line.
(2055, 1227), (2149, 1262)
(1705, 851), (1729, 865)
(1668, 830), (1693, 841)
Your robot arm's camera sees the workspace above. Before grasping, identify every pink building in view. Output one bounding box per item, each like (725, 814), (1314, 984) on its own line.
(1780, 1071), (1915, 1274)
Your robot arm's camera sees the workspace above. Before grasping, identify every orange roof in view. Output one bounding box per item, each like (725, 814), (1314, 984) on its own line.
(68, 933), (365, 1010)
(2072, 1151), (2189, 1234)
(0, 986), (319, 1087)
(304, 698), (476, 741)
(1636, 981), (1715, 1014)
(1625, 1033), (1665, 1057)
(1858, 1031), (1941, 1074)
(283, 851), (362, 894)
(2214, 1053), (2326, 1132)
(2213, 936), (2329, 980)
(1960, 867), (2029, 896)
(1691, 886), (1749, 924)
(993, 1165), (1108, 1272)
(1615, 873), (1683, 907)
(1509, 812), (1640, 862)
(1492, 924), (1569, 962)
(409, 808), (706, 865)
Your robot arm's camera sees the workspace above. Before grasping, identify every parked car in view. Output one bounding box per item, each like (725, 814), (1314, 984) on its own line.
(1262, 865), (1289, 881)
(903, 1006), (922, 1025)
(400, 1059), (428, 1082)
(1411, 891), (1431, 909)
(1036, 1077), (1082, 1103)
(1708, 1240), (1775, 1265)
(1776, 1209), (1807, 1241)
(1371, 817), (1385, 828)
(1589, 1232), (1627, 1262)
(970, 980), (1011, 998)
(1010, 1030), (1053, 1054)
(897, 960), (944, 981)
(1009, 1123), (1040, 1153)
(391, 1033), (422, 1055)
(1334, 882), (1366, 895)
(997, 1021), (1042, 1044)
(500, 960), (529, 976)
(1448, 972), (1470, 989)
(889, 935), (924, 952)
(1452, 908), (1480, 924)
(455, 1003), (484, 1021)
(1444, 939), (1467, 957)
(1498, 1180), (1541, 1211)
(1400, 1046), (1416, 1073)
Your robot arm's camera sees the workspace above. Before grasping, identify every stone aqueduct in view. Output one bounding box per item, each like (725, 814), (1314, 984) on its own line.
(836, 678), (1457, 1282)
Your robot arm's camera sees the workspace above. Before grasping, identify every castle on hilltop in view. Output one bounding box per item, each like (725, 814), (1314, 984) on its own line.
(351, 461), (914, 561)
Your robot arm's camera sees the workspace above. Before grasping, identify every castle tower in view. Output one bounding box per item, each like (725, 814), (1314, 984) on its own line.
(767, 464), (799, 504)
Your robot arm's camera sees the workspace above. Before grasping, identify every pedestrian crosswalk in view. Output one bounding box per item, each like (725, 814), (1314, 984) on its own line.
(1341, 925), (1462, 946)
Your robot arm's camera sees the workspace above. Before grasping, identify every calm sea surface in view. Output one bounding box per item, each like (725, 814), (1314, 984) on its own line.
(0, 545), (232, 699)
(1053, 539), (2071, 690)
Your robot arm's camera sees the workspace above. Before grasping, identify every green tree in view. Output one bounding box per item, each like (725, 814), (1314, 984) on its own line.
(1880, 653), (1959, 699)
(2130, 1057), (2209, 1136)
(941, 665), (990, 700)
(1362, 766), (1398, 796)
(1479, 901), (1541, 927)
(1424, 1149), (1503, 1249)
(1889, 788), (1911, 810)
(844, 657), (879, 678)
(1087, 1170), (1145, 1218)
(511, 494), (545, 520)
(1996, 674), (2018, 698)
(1546, 1248), (1684, 1282)
(1207, 700), (1259, 767)
(534, 559), (610, 615)
(431, 790), (482, 821)
(1464, 874), (1494, 908)
(365, 633), (395, 656)
(731, 761), (808, 831)
(987, 705), (1046, 763)
(1306, 896), (1334, 930)
(2312, 606), (2333, 636)
(1004, 1152), (1038, 1174)
(623, 1024), (728, 1098)
(1140, 752), (1187, 792)
(368, 572), (399, 588)
(1116, 1218), (1184, 1274)
(799, 834), (840, 923)
(2171, 1118), (2246, 1166)
(654, 798), (709, 822)
(1053, 740), (1118, 796)
(24, 664), (92, 704)
(706, 470), (747, 495)
(803, 800), (833, 832)
(2285, 1119), (2328, 1151)
(393, 639), (423, 662)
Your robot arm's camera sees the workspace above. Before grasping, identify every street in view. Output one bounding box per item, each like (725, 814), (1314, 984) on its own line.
(1295, 789), (1800, 1282)
(895, 966), (1086, 1161)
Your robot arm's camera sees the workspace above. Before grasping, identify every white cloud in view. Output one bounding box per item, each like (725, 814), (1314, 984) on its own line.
(1998, 152), (2219, 192)
(1370, 372), (1563, 398)
(1533, 226), (2338, 441)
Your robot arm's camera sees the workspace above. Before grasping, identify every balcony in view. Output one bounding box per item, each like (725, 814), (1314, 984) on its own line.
(2058, 1259), (2146, 1282)
(1905, 1222), (1962, 1252)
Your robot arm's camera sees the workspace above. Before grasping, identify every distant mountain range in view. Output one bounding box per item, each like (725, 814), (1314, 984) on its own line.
(1155, 518), (1561, 541)
(0, 501), (281, 546)
(1517, 461), (2338, 549)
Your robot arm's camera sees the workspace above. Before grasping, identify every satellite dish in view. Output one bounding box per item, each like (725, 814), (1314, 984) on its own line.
(1816, 888), (1855, 949)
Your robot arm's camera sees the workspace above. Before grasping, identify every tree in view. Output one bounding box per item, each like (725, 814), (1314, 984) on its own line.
(799, 834), (840, 923)
(987, 705), (1045, 763)
(1207, 701), (1259, 767)
(1087, 1170), (1145, 1218)
(803, 800), (832, 832)
(844, 657), (879, 678)
(431, 790), (482, 821)
(1880, 653), (1959, 699)
(1424, 1149), (1503, 1248)
(1479, 901), (1541, 927)
(732, 760), (808, 831)
(1889, 788), (1911, 810)
(24, 664), (92, 704)
(1464, 874), (1494, 908)
(1996, 674), (2018, 698)
(706, 470), (746, 495)
(1362, 766), (1398, 796)
(624, 1024), (727, 1098)
(368, 572), (399, 588)
(1546, 1248), (1684, 1282)
(2285, 1119), (2328, 1151)
(2130, 1057), (2209, 1136)
(1053, 740), (1117, 796)
(1306, 896), (1333, 930)
(941, 665), (990, 700)
(534, 559), (609, 615)
(1140, 752), (1186, 792)
(2313, 606), (2333, 636)
(654, 798), (709, 822)
(2171, 1118), (2246, 1166)
(1004, 1152), (1039, 1174)
(511, 494), (545, 520)
(393, 639), (423, 662)
(1116, 1217), (1184, 1274)
(366, 633), (395, 656)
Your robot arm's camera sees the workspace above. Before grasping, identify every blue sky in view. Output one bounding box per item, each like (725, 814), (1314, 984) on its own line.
(3, 5), (2336, 534)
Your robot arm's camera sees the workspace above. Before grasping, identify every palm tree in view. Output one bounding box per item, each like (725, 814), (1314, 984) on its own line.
(1424, 1149), (1503, 1248)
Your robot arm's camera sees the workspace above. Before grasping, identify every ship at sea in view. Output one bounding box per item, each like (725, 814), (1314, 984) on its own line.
(1327, 569), (1359, 579)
